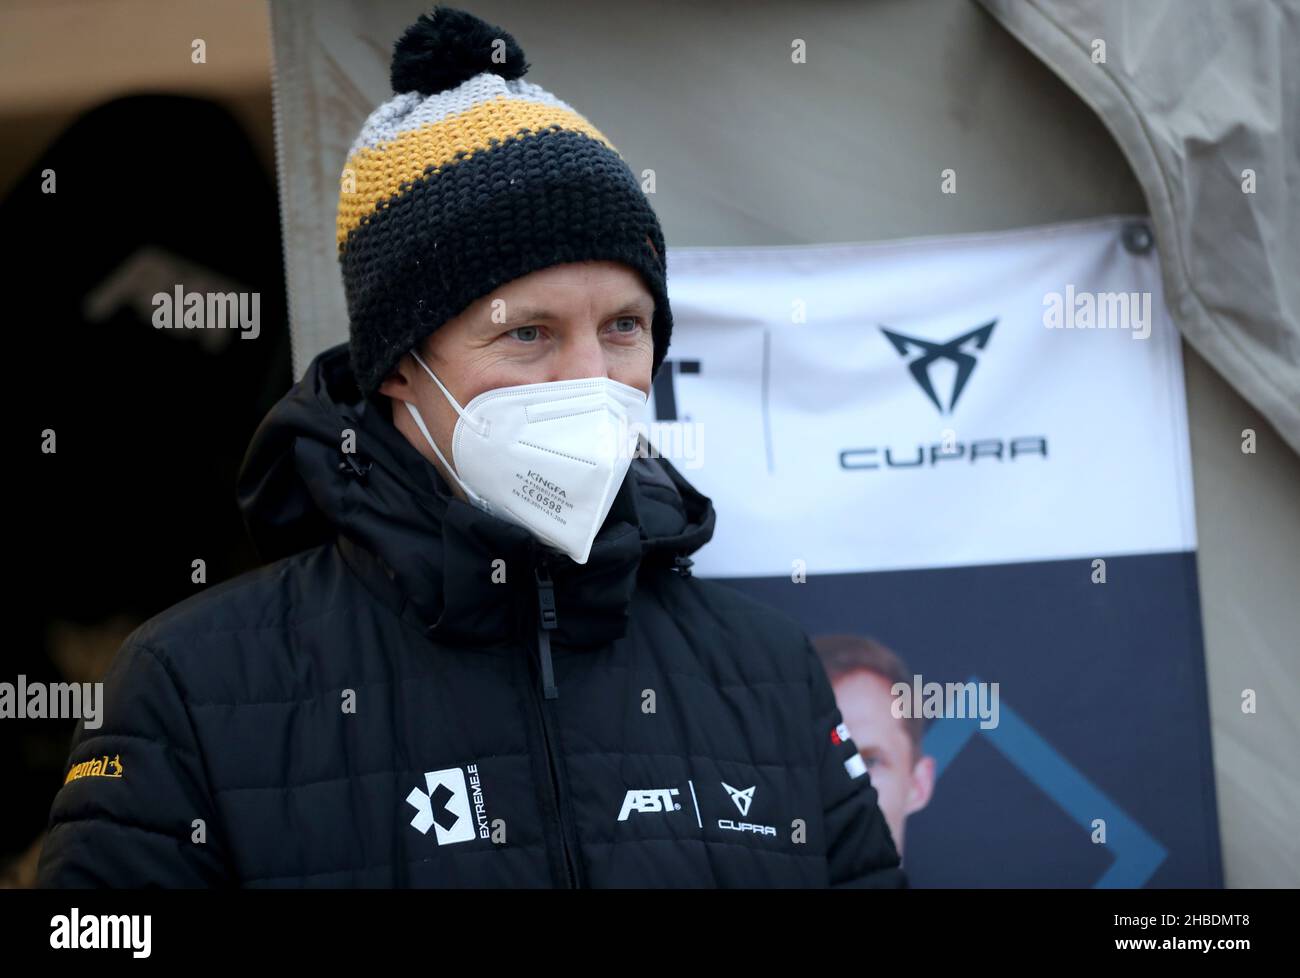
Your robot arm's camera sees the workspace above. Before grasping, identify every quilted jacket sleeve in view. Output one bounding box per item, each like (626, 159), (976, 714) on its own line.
(806, 638), (907, 889)
(36, 641), (232, 888)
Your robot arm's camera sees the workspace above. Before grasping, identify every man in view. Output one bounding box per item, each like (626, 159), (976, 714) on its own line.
(814, 635), (936, 861)
(36, 7), (903, 888)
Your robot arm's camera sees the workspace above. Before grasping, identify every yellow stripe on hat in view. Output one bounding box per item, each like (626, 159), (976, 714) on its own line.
(337, 95), (619, 249)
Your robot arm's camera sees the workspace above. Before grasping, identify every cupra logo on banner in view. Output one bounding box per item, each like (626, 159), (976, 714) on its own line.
(879, 320), (998, 415)
(840, 318), (1046, 471)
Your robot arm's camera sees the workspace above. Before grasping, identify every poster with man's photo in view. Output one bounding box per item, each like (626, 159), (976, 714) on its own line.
(648, 216), (1221, 887)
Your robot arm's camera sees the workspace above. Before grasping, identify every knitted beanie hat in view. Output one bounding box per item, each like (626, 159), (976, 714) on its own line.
(336, 6), (673, 396)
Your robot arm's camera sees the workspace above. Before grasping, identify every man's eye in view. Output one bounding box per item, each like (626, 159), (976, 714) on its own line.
(610, 316), (643, 334)
(507, 325), (541, 342)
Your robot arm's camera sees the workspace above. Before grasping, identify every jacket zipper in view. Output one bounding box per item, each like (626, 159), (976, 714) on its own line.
(531, 555), (582, 888)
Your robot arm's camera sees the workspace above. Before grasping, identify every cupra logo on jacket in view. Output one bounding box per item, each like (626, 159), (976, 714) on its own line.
(64, 754), (124, 784)
(880, 319), (998, 415)
(718, 782), (776, 837)
(722, 782), (755, 816)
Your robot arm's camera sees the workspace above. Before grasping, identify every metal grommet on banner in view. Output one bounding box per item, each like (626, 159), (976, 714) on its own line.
(1121, 221), (1155, 255)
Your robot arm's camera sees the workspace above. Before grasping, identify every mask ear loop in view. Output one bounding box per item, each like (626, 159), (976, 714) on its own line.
(409, 348), (488, 437)
(403, 350), (486, 504)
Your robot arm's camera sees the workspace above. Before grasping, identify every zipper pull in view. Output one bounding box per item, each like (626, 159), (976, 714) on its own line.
(337, 453), (372, 481)
(535, 560), (560, 700)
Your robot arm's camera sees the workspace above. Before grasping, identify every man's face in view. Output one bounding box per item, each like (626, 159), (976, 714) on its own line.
(380, 260), (656, 499)
(832, 669), (936, 859)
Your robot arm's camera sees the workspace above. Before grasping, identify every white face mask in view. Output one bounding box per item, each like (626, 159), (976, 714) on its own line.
(403, 348), (650, 565)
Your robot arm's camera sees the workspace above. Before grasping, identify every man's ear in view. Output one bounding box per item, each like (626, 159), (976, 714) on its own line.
(377, 354), (415, 404)
(905, 754), (937, 816)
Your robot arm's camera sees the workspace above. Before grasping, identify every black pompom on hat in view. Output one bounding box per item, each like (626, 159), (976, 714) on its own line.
(390, 7), (528, 94)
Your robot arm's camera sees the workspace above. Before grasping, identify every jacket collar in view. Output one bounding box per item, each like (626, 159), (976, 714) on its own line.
(237, 344), (714, 651)
(333, 426), (648, 649)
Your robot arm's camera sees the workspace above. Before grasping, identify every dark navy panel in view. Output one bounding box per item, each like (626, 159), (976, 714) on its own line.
(715, 550), (1222, 887)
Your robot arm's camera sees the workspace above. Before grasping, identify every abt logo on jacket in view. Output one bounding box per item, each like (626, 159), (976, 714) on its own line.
(618, 787), (681, 820)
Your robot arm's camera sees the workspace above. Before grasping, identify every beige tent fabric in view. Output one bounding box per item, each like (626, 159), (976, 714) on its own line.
(978, 0), (1300, 455)
(266, 0), (384, 380)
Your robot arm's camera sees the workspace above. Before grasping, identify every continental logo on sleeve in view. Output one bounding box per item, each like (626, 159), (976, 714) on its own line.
(64, 754), (124, 784)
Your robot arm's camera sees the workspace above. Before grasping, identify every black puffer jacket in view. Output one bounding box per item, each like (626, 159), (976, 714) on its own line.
(37, 344), (904, 888)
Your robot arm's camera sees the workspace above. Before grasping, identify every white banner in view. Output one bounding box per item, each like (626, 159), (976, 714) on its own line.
(649, 217), (1197, 577)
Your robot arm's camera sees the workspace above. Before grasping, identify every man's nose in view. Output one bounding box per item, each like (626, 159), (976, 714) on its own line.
(550, 330), (609, 381)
